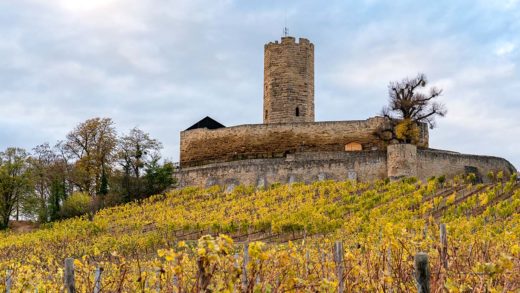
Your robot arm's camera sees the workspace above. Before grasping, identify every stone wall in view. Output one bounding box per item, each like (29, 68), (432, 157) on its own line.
(177, 151), (387, 188)
(387, 144), (418, 180)
(176, 147), (517, 188)
(417, 149), (516, 181)
(180, 117), (429, 167)
(264, 37), (314, 124)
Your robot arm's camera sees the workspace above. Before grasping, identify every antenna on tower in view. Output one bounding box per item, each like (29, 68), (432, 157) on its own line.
(283, 9), (289, 37)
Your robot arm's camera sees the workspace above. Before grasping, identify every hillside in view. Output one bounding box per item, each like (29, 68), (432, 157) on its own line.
(0, 175), (519, 292)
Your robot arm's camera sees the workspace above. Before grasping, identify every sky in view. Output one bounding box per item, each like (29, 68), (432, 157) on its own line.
(0, 0), (519, 168)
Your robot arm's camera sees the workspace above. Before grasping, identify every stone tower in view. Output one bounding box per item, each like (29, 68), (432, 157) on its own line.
(263, 36), (314, 124)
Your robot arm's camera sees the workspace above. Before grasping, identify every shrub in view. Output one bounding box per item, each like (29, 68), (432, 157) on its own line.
(437, 175), (446, 186)
(60, 192), (92, 218)
(497, 171), (504, 182)
(487, 171), (495, 183)
(395, 119), (420, 144)
(466, 173), (477, 184)
(401, 177), (418, 184)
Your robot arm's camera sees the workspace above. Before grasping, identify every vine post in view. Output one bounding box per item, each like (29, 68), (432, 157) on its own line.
(93, 267), (102, 293)
(64, 258), (75, 293)
(333, 241), (344, 293)
(386, 247), (393, 293)
(155, 268), (162, 292)
(5, 269), (12, 293)
(440, 224), (448, 269)
(242, 243), (249, 290)
(414, 253), (430, 293)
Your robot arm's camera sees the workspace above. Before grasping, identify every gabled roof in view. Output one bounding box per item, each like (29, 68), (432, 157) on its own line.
(185, 116), (226, 131)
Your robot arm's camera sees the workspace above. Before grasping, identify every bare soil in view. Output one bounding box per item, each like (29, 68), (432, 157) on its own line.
(8, 220), (39, 233)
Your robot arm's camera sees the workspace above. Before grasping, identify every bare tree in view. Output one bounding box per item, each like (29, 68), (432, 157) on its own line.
(376, 73), (447, 144)
(117, 127), (162, 200)
(118, 127), (162, 180)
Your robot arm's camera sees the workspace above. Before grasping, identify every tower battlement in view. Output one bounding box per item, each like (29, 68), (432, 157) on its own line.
(265, 37), (312, 46)
(263, 36), (314, 124)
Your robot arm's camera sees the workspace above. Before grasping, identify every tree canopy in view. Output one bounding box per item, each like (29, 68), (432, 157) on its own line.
(0, 118), (176, 229)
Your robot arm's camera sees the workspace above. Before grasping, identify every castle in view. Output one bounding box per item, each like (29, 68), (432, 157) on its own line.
(176, 36), (516, 188)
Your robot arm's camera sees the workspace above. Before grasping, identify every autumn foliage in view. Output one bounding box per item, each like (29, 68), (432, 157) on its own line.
(0, 174), (519, 291)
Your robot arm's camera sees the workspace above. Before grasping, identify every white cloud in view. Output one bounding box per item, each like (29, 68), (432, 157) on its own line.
(116, 41), (166, 74)
(39, 0), (121, 14)
(505, 0), (520, 9)
(495, 42), (516, 56)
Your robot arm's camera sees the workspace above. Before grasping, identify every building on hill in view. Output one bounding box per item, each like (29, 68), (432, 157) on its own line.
(175, 36), (516, 188)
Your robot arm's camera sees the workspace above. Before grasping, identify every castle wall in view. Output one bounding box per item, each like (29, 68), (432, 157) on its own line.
(176, 148), (516, 188)
(264, 37), (314, 124)
(387, 144), (418, 180)
(417, 149), (516, 181)
(180, 117), (429, 168)
(177, 151), (388, 188)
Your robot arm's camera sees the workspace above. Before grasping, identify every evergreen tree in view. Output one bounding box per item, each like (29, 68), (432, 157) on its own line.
(48, 178), (66, 221)
(143, 157), (176, 197)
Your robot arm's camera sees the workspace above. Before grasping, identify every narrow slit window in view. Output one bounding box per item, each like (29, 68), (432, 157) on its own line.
(295, 107), (300, 117)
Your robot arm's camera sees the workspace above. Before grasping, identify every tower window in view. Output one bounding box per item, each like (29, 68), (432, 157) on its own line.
(295, 107), (300, 117)
(265, 110), (268, 120)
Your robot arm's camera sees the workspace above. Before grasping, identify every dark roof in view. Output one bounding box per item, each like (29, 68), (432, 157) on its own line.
(185, 116), (226, 131)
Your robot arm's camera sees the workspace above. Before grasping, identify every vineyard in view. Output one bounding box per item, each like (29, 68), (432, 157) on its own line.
(0, 174), (519, 292)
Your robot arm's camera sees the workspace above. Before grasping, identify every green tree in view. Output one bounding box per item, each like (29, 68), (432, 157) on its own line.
(0, 148), (32, 229)
(48, 178), (66, 221)
(98, 169), (109, 196)
(143, 156), (176, 198)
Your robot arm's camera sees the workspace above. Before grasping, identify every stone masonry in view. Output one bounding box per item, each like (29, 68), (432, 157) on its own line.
(180, 117), (429, 167)
(264, 37), (314, 124)
(387, 144), (418, 180)
(177, 147), (516, 188)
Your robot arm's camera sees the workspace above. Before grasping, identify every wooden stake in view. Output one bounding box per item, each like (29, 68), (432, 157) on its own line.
(386, 247), (393, 293)
(305, 250), (310, 278)
(414, 253), (430, 293)
(333, 241), (344, 293)
(242, 243), (249, 290)
(94, 267), (103, 293)
(64, 258), (75, 293)
(155, 268), (162, 292)
(440, 224), (448, 269)
(5, 269), (12, 293)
